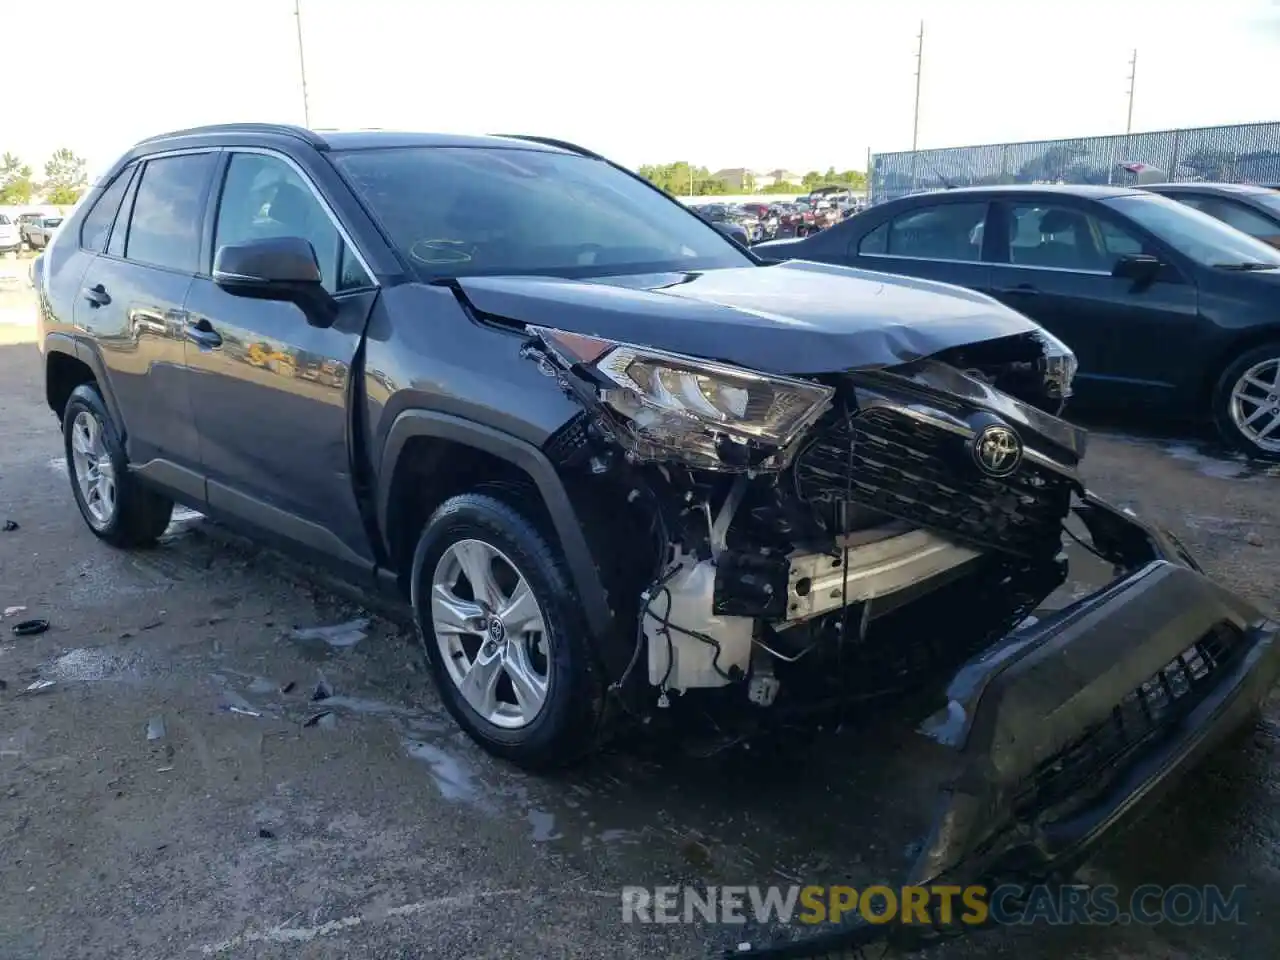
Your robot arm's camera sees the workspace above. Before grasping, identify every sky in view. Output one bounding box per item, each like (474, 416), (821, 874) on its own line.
(12, 0), (1280, 182)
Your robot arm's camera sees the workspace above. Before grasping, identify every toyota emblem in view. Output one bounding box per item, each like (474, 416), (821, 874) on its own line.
(972, 423), (1023, 478)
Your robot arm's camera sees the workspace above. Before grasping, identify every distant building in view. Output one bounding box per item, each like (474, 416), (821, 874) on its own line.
(711, 168), (803, 191)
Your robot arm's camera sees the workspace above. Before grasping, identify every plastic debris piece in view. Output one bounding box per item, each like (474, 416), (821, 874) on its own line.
(2, 520), (17, 532)
(222, 705), (262, 718)
(146, 716), (166, 741)
(3, 606), (26, 617)
(311, 680), (333, 702)
(290, 618), (370, 648)
(12, 619), (49, 637)
(279, 681), (296, 695)
(258, 827), (275, 839)
(24, 680), (55, 693)
(156, 766), (174, 773)
(303, 710), (336, 728)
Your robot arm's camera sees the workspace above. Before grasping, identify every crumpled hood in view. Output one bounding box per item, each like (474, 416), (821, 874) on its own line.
(455, 260), (1043, 375)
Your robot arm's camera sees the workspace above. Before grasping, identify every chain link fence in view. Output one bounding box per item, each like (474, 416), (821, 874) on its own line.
(869, 121), (1280, 203)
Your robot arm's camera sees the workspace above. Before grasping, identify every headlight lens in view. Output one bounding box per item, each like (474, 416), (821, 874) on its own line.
(1034, 328), (1077, 400)
(532, 327), (834, 471)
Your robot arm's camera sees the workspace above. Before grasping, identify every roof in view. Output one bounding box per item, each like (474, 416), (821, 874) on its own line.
(133, 123), (579, 156)
(901, 184), (1144, 199)
(1140, 181), (1275, 196)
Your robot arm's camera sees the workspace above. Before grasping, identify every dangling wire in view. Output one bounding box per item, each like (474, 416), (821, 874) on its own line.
(836, 402), (856, 732)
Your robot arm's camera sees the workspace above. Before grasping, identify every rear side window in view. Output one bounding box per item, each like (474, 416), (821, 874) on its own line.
(0, 214), (10, 225)
(124, 153), (216, 273)
(858, 203), (987, 261)
(80, 168), (134, 253)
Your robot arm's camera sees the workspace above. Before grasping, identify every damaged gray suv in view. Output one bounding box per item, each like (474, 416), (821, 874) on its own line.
(34, 124), (1280, 952)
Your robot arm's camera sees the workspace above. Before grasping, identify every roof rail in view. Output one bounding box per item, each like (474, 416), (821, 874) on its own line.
(136, 123), (329, 150)
(494, 134), (603, 159)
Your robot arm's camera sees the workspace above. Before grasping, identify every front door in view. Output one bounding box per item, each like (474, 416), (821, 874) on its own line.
(986, 200), (1200, 409)
(73, 152), (217, 494)
(182, 150), (380, 573)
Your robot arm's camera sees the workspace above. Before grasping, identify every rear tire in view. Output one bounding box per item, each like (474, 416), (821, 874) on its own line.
(63, 383), (174, 547)
(1211, 342), (1280, 460)
(410, 492), (603, 770)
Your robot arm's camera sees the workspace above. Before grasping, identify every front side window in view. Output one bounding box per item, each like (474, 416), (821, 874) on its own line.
(871, 203), (987, 261)
(214, 152), (371, 294)
(1007, 203), (1145, 272)
(332, 146), (751, 280)
(1102, 193), (1280, 268)
(80, 167), (134, 253)
(125, 153), (216, 273)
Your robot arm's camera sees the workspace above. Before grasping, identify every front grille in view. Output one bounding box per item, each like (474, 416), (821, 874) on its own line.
(1019, 622), (1243, 817)
(794, 407), (1074, 557)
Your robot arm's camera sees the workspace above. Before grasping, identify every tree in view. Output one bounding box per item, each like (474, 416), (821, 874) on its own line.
(0, 153), (34, 204)
(43, 148), (89, 205)
(635, 162), (728, 196)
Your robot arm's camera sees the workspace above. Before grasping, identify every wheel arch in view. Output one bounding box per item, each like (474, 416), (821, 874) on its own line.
(1201, 324), (1280, 409)
(44, 335), (125, 432)
(377, 410), (615, 645)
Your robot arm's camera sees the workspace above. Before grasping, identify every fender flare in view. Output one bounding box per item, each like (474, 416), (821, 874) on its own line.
(44, 333), (128, 438)
(377, 409), (616, 646)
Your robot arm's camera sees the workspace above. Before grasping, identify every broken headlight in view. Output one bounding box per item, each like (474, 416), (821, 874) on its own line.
(533, 327), (834, 471)
(1035, 329), (1078, 400)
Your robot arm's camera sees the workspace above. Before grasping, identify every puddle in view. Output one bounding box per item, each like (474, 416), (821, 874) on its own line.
(1093, 430), (1280, 481)
(402, 738), (488, 806)
(527, 808), (563, 842)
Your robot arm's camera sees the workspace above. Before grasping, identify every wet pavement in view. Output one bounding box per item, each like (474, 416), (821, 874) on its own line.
(2, 316), (1279, 959)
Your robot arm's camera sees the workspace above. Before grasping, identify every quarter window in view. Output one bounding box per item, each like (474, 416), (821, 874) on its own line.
(125, 153), (216, 273)
(79, 166), (135, 253)
(214, 153), (371, 294)
(860, 203), (987, 261)
(1008, 203), (1145, 272)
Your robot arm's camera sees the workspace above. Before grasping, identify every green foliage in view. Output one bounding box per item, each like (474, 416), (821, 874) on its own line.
(43, 148), (89, 206)
(801, 167), (867, 192)
(0, 152), (34, 204)
(636, 162), (729, 196)
(756, 181), (802, 194)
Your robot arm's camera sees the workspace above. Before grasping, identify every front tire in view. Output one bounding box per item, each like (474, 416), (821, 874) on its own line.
(1212, 342), (1280, 460)
(410, 493), (603, 770)
(63, 383), (174, 547)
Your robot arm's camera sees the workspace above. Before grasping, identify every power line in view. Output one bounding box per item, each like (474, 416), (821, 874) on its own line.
(911, 21), (925, 151)
(1125, 48), (1138, 135)
(294, 0), (311, 128)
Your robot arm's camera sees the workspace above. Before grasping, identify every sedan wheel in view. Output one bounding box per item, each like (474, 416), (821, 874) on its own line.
(70, 410), (117, 529)
(1227, 356), (1280, 456)
(431, 538), (551, 729)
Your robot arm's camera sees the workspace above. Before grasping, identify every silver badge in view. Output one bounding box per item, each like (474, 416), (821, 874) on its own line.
(972, 424), (1023, 477)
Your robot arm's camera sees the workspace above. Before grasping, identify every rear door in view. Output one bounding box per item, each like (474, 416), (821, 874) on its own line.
(73, 151), (218, 496)
(844, 198), (995, 294)
(985, 197), (1200, 409)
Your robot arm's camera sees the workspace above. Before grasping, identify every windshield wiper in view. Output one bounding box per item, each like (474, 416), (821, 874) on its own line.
(1213, 261), (1280, 271)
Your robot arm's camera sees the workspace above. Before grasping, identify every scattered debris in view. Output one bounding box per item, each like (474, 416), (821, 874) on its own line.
(257, 828), (275, 839)
(0, 679), (7, 690)
(303, 710), (336, 729)
(23, 680), (55, 693)
(2, 520), (17, 532)
(311, 679), (333, 702)
(1246, 531), (1264, 547)
(221, 705), (262, 718)
(12, 619), (49, 637)
(3, 606), (26, 617)
(156, 766), (174, 773)
(146, 716), (166, 741)
(290, 618), (370, 648)
(140, 619), (164, 631)
(279, 681), (296, 695)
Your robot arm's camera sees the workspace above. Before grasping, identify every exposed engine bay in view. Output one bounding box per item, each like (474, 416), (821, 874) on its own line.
(523, 324), (1085, 711)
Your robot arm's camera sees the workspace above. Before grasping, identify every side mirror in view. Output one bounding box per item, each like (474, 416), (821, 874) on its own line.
(213, 236), (338, 328)
(1111, 253), (1162, 284)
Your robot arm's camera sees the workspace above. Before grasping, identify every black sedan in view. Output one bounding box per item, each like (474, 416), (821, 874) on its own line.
(755, 184), (1280, 458)
(1141, 182), (1280, 249)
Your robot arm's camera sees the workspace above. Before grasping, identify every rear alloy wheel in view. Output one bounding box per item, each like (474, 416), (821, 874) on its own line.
(410, 493), (602, 769)
(1214, 344), (1280, 459)
(63, 383), (174, 546)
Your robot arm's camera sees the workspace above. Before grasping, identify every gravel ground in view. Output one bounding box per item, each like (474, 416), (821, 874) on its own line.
(1, 272), (1278, 960)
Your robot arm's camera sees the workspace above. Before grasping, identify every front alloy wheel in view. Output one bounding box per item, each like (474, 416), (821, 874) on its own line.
(1228, 356), (1280, 456)
(431, 538), (551, 729)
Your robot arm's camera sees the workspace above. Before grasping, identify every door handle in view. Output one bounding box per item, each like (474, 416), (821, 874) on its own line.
(82, 284), (111, 307)
(186, 317), (223, 348)
(995, 284), (1040, 297)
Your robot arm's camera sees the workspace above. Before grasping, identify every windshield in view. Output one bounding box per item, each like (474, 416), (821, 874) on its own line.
(43, 217), (63, 228)
(332, 146), (751, 279)
(1102, 193), (1280, 267)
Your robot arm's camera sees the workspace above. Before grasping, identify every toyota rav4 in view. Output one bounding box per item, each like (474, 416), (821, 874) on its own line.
(32, 124), (1280, 956)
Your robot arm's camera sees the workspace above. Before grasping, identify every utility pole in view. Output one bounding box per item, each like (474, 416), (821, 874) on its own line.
(294, 0), (311, 128)
(1125, 48), (1138, 135)
(911, 21), (924, 151)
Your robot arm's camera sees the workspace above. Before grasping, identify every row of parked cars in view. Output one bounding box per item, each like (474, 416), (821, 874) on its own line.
(757, 179), (1280, 458)
(0, 209), (64, 254)
(692, 193), (866, 245)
